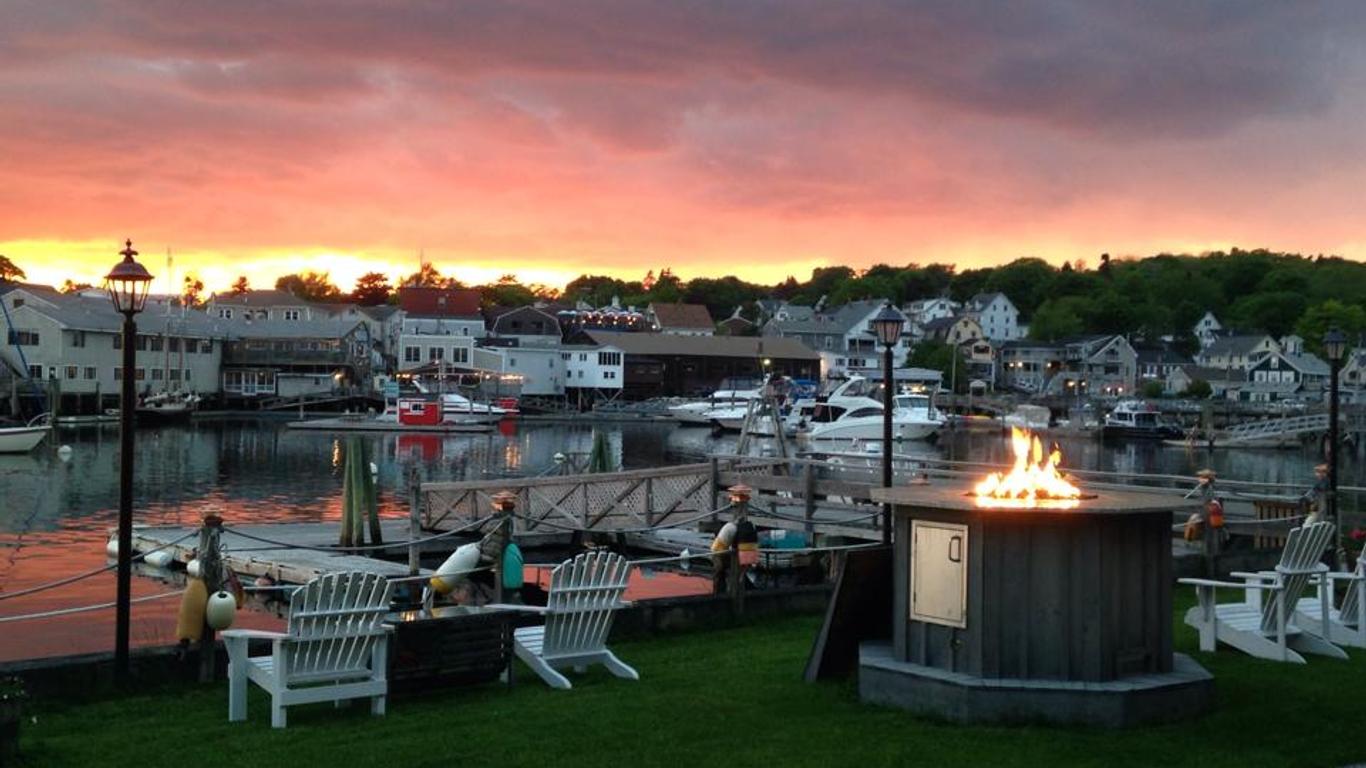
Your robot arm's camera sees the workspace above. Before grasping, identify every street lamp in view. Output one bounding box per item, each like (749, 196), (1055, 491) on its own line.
(1323, 326), (1347, 562)
(871, 303), (905, 545)
(104, 239), (152, 687)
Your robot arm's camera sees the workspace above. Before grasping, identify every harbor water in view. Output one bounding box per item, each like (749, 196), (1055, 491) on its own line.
(0, 418), (1361, 662)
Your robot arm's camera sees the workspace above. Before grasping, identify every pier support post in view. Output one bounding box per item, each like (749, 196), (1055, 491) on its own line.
(407, 465), (422, 577)
(196, 514), (224, 684)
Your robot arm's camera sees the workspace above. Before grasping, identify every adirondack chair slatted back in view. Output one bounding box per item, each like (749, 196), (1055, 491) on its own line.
(1260, 522), (1334, 634)
(284, 572), (392, 683)
(1341, 560), (1363, 626)
(542, 552), (631, 659)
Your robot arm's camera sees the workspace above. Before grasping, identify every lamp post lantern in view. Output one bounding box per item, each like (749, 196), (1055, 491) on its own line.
(104, 239), (153, 686)
(1323, 327), (1347, 564)
(871, 303), (906, 545)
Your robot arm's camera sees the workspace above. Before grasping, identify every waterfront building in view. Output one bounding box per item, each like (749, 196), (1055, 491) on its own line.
(1164, 364), (1244, 399)
(219, 316), (374, 401)
(485, 305), (563, 343)
(1341, 348), (1366, 404)
(1135, 346), (1192, 386)
(997, 340), (1064, 393)
(1240, 349), (1330, 403)
(646, 302), (715, 336)
(396, 287), (485, 373)
(560, 342), (626, 407)
(0, 285), (227, 414)
(585, 330), (818, 398)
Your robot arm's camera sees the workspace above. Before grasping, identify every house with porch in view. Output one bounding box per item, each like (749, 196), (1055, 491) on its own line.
(1195, 334), (1279, 371)
(219, 316), (373, 401)
(1241, 350), (1330, 403)
(396, 287), (485, 373)
(1193, 311), (1223, 348)
(963, 292), (1023, 342)
(1046, 335), (1137, 396)
(763, 299), (912, 379)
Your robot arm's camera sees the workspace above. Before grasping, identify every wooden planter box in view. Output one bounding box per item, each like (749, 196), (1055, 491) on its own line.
(385, 607), (540, 695)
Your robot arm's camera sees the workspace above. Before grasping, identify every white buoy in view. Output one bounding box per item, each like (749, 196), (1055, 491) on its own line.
(143, 550), (173, 568)
(369, 461), (379, 477)
(205, 590), (237, 630)
(57, 445), (73, 462)
(679, 548), (692, 572)
(105, 538), (119, 557)
(429, 542), (480, 595)
(186, 559), (201, 579)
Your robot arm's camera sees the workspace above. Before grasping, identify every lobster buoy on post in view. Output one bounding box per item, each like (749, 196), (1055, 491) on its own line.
(429, 542), (480, 595)
(186, 558), (201, 579)
(175, 579), (209, 643)
(205, 590), (237, 631)
(735, 519), (760, 567)
(1206, 498), (1225, 529)
(502, 542), (525, 591)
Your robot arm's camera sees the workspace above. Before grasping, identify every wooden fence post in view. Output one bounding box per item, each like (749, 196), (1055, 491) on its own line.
(197, 514), (224, 684)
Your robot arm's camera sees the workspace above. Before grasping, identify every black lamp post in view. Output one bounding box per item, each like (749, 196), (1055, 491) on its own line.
(104, 239), (153, 686)
(871, 303), (906, 545)
(1323, 327), (1347, 560)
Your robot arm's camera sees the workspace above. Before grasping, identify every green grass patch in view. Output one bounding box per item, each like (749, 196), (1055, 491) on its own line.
(16, 589), (1366, 768)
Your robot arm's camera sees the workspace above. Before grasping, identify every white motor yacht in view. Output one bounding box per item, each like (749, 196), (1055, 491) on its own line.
(669, 382), (764, 426)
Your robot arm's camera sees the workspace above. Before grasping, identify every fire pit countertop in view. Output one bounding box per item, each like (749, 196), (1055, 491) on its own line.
(870, 483), (1200, 515)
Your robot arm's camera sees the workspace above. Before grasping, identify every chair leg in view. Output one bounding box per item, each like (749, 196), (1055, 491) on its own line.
(601, 651), (639, 681)
(271, 696), (287, 729)
(515, 642), (572, 689)
(371, 695), (386, 716)
(226, 639), (247, 722)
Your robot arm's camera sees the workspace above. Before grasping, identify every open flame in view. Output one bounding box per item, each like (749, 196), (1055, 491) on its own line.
(973, 428), (1082, 508)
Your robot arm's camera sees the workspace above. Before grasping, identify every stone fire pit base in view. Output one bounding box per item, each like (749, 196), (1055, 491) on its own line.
(859, 642), (1213, 728)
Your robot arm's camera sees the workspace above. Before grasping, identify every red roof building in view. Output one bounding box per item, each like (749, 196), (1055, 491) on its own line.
(398, 287), (482, 318)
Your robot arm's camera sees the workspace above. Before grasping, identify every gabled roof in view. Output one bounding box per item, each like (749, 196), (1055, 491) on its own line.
(357, 304), (400, 321)
(1200, 334), (1274, 358)
(484, 305), (562, 336)
(223, 316), (369, 340)
(585, 330), (818, 360)
(967, 292), (1010, 311)
(398, 287), (482, 318)
(210, 289), (316, 308)
(1255, 351), (1330, 376)
(649, 302), (714, 330)
(1135, 347), (1191, 366)
(1169, 364), (1246, 383)
(4, 287), (230, 337)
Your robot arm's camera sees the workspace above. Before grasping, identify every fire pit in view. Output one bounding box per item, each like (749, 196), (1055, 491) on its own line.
(861, 430), (1213, 727)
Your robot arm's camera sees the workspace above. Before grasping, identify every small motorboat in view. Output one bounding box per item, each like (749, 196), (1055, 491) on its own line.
(1102, 399), (1184, 440)
(0, 414), (51, 453)
(136, 391), (201, 422)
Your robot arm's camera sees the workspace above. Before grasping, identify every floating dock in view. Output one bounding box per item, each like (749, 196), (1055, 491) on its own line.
(127, 520), (431, 585)
(286, 417), (494, 433)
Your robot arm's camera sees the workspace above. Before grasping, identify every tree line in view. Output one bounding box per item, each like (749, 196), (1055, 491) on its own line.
(5, 248), (1365, 354)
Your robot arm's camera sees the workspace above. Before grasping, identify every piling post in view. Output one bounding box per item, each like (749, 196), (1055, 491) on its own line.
(709, 457), (721, 517)
(804, 464), (816, 539)
(491, 491), (517, 605)
(407, 465), (422, 577)
(196, 513), (224, 683)
(727, 484), (752, 617)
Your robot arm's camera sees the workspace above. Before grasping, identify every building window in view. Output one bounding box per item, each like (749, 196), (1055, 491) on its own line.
(579, 353), (587, 362)
(114, 367), (122, 381)
(135, 368), (146, 381)
(71, 331), (86, 348)
(150, 336), (163, 352)
(201, 339), (213, 354)
(404, 346), (420, 363)
(429, 346), (445, 361)
(170, 369), (181, 381)
(151, 369), (164, 381)
(168, 337), (180, 353)
(64, 365), (77, 379)
(8, 330), (39, 345)
(185, 369), (192, 381)
(598, 351), (622, 366)
(26, 364), (40, 379)
(84, 366), (96, 380)
(283, 309), (301, 321)
(218, 308), (234, 319)
(135, 335), (148, 351)
(113, 334), (121, 350)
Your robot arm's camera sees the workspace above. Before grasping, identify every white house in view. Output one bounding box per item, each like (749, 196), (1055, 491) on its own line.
(763, 299), (911, 379)
(963, 293), (1023, 342)
(1193, 311), (1223, 348)
(561, 344), (625, 407)
(1194, 334), (1279, 371)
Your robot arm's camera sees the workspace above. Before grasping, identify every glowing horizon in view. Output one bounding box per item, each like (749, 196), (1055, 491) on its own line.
(2, 4), (1365, 293)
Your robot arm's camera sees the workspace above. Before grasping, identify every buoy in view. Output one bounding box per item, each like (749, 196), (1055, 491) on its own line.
(679, 548), (692, 572)
(710, 522), (737, 553)
(429, 542), (480, 595)
(1207, 499), (1225, 529)
(186, 559), (201, 579)
(205, 590), (237, 631)
(502, 542), (524, 591)
(175, 578), (209, 642)
(369, 461), (379, 477)
(143, 550), (173, 568)
(57, 445), (73, 461)
(105, 538), (119, 557)
(736, 519), (760, 567)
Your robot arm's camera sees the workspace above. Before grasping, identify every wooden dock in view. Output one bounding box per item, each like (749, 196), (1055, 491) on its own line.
(128, 520), (430, 585)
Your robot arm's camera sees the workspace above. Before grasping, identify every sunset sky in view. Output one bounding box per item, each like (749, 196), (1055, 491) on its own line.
(2, 2), (1365, 294)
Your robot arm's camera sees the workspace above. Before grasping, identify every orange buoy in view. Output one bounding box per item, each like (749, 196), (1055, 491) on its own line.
(175, 578), (209, 642)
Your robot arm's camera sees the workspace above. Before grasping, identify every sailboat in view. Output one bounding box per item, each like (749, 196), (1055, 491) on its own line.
(136, 248), (201, 422)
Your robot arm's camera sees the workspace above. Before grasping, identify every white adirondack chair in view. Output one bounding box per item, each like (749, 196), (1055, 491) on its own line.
(1179, 521), (1347, 664)
(1295, 557), (1366, 648)
(495, 551), (638, 690)
(224, 571), (394, 728)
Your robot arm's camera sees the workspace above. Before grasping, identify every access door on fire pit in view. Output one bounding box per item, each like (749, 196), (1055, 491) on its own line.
(910, 520), (968, 629)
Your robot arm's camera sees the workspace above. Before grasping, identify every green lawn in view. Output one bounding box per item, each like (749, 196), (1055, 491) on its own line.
(17, 591), (1366, 768)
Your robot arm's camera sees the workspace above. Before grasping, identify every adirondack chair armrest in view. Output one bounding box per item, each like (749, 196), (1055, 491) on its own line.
(220, 629), (290, 640)
(1178, 577), (1281, 591)
(484, 603), (551, 614)
(1228, 571), (1277, 582)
